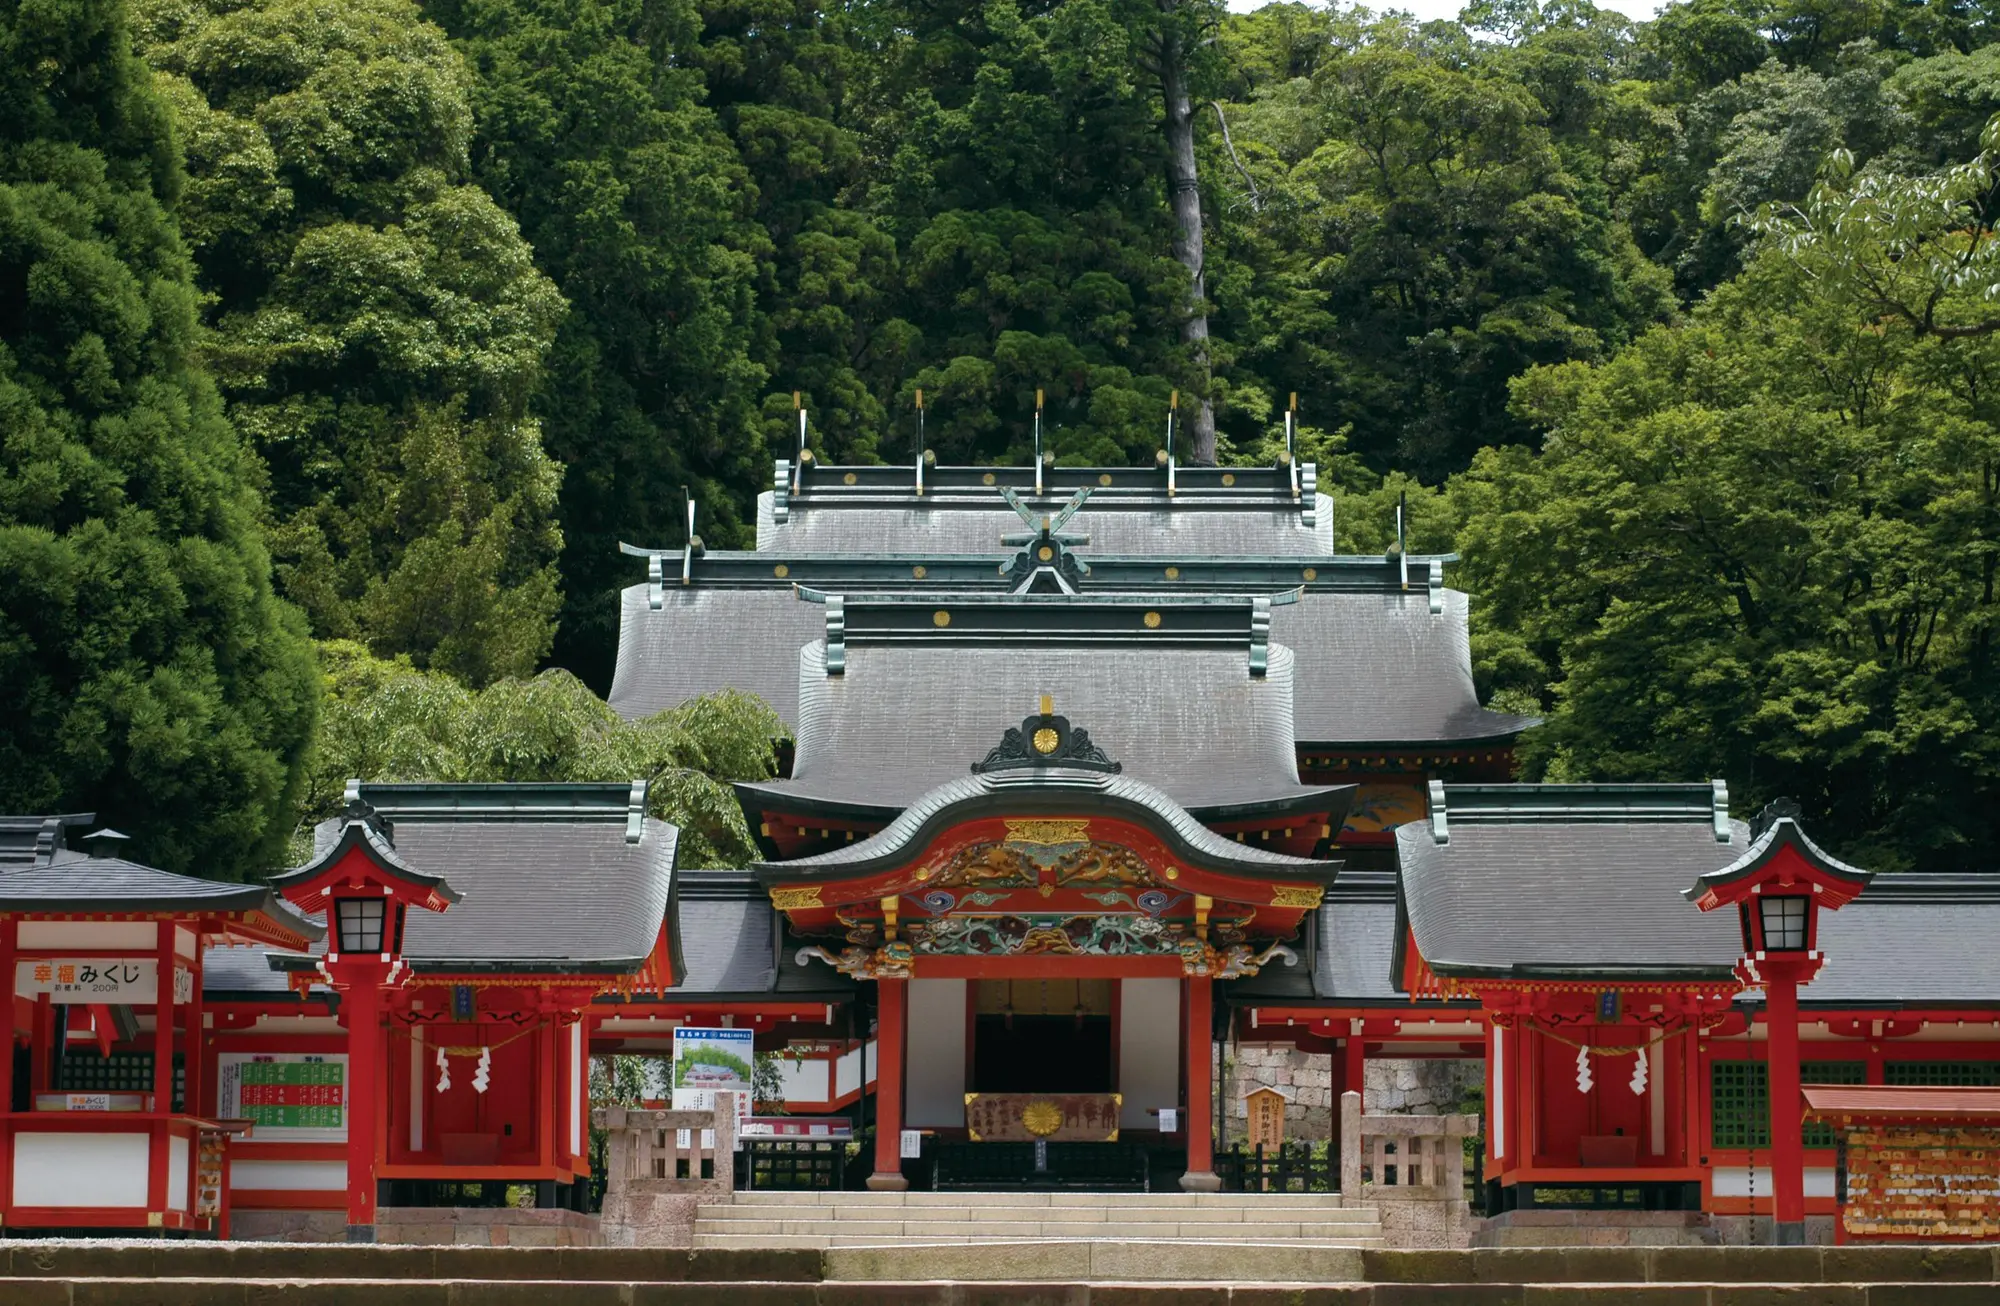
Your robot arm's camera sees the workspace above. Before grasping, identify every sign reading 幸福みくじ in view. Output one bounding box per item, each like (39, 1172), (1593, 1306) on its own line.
(16, 959), (157, 1003)
(672, 1026), (754, 1110)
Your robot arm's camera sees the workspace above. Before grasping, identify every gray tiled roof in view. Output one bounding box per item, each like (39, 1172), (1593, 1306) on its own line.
(1318, 881), (1404, 1002)
(756, 491), (1337, 556)
(669, 871), (851, 996)
(0, 853), (316, 934)
(1225, 871), (1405, 1005)
(766, 639), (1319, 814)
(203, 942), (307, 997)
(1810, 875), (2000, 1005)
(676, 897), (779, 994)
(311, 815), (678, 971)
(1395, 804), (1749, 979)
(0, 815), (92, 867)
(1280, 591), (1537, 747)
(760, 770), (1341, 878)
(608, 585), (818, 724)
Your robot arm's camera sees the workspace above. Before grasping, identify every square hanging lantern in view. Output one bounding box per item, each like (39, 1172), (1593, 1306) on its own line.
(1686, 797), (1873, 973)
(1758, 894), (1810, 952)
(336, 897), (388, 954)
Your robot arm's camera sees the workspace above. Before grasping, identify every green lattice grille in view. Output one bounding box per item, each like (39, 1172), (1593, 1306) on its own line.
(57, 1051), (185, 1110)
(1711, 1060), (1768, 1149)
(1884, 1061), (2000, 1087)
(1801, 1062), (1864, 1147)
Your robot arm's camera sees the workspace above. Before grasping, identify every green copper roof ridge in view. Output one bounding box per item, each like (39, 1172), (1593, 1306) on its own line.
(791, 587), (1303, 607)
(620, 543), (1458, 567)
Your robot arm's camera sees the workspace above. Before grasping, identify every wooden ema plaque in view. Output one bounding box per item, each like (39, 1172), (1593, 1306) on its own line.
(964, 1092), (1121, 1142)
(1843, 1125), (2000, 1242)
(1244, 1086), (1287, 1150)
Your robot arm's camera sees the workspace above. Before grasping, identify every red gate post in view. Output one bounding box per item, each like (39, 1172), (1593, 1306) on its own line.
(869, 976), (909, 1190)
(1180, 975), (1220, 1191)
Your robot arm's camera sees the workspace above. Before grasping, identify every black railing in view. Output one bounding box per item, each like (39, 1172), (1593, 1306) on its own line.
(934, 1140), (1149, 1190)
(1216, 1141), (1336, 1193)
(737, 1139), (848, 1191)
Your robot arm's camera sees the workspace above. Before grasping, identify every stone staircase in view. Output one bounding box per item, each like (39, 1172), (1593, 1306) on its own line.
(692, 1189), (1386, 1249)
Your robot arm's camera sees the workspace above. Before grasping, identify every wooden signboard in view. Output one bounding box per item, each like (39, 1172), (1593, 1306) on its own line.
(1244, 1085), (1288, 1150)
(963, 1092), (1121, 1142)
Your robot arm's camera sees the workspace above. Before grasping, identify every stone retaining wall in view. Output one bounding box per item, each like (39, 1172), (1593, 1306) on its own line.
(1224, 1046), (1482, 1140)
(231, 1207), (604, 1247)
(0, 1236), (1988, 1282)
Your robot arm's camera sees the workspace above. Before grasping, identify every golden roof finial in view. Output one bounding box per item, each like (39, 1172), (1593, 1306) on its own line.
(1039, 694), (1053, 717)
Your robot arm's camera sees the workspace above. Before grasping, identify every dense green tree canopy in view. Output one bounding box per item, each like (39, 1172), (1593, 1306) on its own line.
(1443, 118), (2000, 869)
(424, 0), (769, 689)
(306, 642), (785, 865)
(24, 0), (2000, 871)
(0, 0), (318, 875)
(134, 0), (568, 685)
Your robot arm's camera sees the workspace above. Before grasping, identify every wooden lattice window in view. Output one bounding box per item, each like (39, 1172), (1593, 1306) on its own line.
(1711, 1060), (1768, 1149)
(1884, 1062), (2000, 1087)
(57, 1050), (185, 1111)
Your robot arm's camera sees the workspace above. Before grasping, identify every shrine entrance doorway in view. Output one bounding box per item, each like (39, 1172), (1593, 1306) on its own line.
(971, 979), (1114, 1095)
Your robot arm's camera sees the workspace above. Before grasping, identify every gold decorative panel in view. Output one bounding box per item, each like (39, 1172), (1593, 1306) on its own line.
(1003, 819), (1090, 846)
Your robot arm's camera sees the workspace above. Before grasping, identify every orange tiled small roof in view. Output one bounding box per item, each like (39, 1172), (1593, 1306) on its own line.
(1802, 1084), (2000, 1123)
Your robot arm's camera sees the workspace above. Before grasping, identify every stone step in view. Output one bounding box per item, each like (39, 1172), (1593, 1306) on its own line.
(727, 1189), (1359, 1207)
(700, 1202), (1381, 1224)
(819, 1240), (1380, 1282)
(693, 1219), (1386, 1240)
(691, 1232), (1387, 1253)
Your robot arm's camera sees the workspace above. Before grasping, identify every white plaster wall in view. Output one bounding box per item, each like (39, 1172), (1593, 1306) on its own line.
(14, 1132), (149, 1207)
(1119, 979), (1182, 1130)
(168, 1134), (189, 1210)
(231, 1159), (349, 1191)
(776, 1055), (830, 1106)
(1711, 1166), (1837, 1199)
(904, 978), (967, 1126)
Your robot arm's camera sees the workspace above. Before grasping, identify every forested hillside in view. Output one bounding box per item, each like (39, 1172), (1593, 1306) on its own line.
(7, 0), (2000, 873)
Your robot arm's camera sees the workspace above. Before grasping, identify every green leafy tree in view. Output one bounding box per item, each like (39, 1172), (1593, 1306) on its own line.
(1445, 121), (2000, 867)
(304, 641), (786, 866)
(858, 0), (1199, 466)
(134, 0), (567, 685)
(423, 0), (770, 691)
(1213, 10), (1673, 475)
(0, 0), (318, 876)
(691, 0), (911, 469)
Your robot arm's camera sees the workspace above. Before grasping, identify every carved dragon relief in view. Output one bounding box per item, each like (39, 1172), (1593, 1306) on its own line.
(789, 839), (1300, 980)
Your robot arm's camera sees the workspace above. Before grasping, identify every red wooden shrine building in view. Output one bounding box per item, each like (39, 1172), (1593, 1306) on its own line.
(7, 449), (2000, 1243)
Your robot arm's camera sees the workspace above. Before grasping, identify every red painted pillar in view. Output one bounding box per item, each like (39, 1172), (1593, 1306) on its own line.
(868, 977), (908, 1191)
(343, 978), (383, 1238)
(0, 919), (13, 1221)
(1180, 976), (1220, 1191)
(149, 926), (176, 1219)
(1766, 970), (1806, 1244)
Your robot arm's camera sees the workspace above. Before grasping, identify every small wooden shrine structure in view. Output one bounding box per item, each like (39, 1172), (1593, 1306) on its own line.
(0, 816), (320, 1235)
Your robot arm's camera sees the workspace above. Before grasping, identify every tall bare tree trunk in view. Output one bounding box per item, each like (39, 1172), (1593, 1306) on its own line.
(1159, 31), (1217, 465)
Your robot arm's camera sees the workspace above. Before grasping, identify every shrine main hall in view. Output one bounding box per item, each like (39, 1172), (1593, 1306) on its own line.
(4, 445), (2000, 1249)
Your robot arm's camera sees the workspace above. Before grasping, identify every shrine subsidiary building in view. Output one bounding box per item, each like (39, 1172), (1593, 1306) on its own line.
(4, 452), (1999, 1244)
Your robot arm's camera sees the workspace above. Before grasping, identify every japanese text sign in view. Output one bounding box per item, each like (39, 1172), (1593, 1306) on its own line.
(16, 958), (157, 1003)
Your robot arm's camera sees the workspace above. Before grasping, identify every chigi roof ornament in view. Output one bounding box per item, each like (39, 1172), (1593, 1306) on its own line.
(970, 695), (1122, 776)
